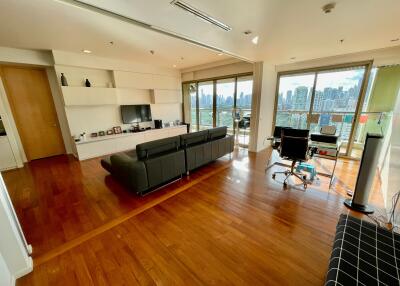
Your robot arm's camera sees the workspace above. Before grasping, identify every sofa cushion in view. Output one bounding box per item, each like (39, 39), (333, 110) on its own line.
(136, 136), (180, 160)
(180, 130), (209, 147)
(208, 126), (227, 141)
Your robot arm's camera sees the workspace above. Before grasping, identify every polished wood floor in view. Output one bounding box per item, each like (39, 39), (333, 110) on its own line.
(2, 148), (384, 285)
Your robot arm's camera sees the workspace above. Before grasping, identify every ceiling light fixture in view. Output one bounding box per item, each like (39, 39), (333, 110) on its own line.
(322, 2), (336, 14)
(172, 64), (177, 68)
(252, 36), (259, 45)
(171, 0), (232, 31)
(82, 49), (92, 54)
(290, 57), (296, 60)
(243, 30), (252, 35)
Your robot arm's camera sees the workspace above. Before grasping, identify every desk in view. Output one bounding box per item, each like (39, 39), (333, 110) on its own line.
(265, 137), (341, 188)
(309, 140), (341, 188)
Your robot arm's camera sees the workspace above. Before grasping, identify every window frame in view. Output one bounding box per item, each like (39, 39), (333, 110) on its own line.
(272, 60), (373, 158)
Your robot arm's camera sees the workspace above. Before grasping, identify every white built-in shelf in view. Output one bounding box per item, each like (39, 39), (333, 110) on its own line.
(61, 86), (182, 106)
(116, 88), (151, 105)
(150, 89), (182, 104)
(62, 86), (117, 106)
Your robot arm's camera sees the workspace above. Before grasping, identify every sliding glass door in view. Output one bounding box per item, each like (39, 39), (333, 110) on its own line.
(198, 81), (214, 131)
(216, 78), (235, 134)
(236, 76), (253, 145)
(274, 62), (372, 158)
(184, 74), (253, 147)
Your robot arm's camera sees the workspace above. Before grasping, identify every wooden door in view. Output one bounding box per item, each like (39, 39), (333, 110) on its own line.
(0, 66), (65, 161)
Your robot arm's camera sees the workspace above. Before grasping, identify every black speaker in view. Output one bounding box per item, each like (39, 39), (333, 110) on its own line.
(154, 119), (163, 129)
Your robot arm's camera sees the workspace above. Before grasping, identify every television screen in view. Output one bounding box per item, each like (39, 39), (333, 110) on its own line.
(121, 105), (152, 124)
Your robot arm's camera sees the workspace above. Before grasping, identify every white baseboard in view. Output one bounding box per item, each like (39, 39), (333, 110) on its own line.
(13, 256), (33, 280)
(10, 276), (16, 286)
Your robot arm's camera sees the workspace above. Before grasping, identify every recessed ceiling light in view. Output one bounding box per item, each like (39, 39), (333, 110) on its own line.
(172, 64), (177, 68)
(217, 53), (223, 56)
(252, 36), (259, 45)
(82, 49), (92, 54)
(391, 38), (399, 42)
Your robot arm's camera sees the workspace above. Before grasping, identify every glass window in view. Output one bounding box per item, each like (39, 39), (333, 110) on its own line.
(236, 76), (253, 146)
(198, 81), (214, 131)
(276, 73), (315, 129)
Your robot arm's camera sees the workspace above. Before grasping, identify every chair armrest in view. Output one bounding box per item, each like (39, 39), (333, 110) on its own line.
(110, 153), (148, 193)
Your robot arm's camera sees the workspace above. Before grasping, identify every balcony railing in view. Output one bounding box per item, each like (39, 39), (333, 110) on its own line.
(191, 107), (252, 146)
(275, 110), (391, 146)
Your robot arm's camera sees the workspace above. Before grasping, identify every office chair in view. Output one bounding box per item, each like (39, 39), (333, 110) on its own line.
(272, 128), (310, 189)
(265, 126), (292, 171)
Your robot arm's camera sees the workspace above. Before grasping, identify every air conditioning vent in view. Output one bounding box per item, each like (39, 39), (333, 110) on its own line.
(171, 0), (232, 31)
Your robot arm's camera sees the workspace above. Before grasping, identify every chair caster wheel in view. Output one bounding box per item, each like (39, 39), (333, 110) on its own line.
(272, 174), (276, 179)
(284, 171), (288, 176)
(283, 182), (287, 188)
(303, 175), (307, 180)
(304, 184), (307, 189)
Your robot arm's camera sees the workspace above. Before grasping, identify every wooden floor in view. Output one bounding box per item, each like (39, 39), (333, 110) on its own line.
(2, 148), (384, 285)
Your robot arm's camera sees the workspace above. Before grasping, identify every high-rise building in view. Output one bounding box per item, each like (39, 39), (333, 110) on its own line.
(292, 86), (308, 110)
(286, 90), (293, 109)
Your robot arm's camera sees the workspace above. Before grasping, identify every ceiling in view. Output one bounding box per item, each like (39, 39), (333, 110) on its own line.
(0, 0), (399, 69)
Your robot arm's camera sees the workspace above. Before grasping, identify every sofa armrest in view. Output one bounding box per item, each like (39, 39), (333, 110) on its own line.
(110, 153), (148, 194)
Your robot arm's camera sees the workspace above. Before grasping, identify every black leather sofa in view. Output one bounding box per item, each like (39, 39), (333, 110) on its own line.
(101, 126), (234, 195)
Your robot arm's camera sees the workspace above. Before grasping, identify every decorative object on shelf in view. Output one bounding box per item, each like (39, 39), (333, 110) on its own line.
(106, 130), (114, 135)
(79, 132), (86, 141)
(90, 132), (98, 138)
(98, 131), (105, 136)
(113, 126), (122, 134)
(164, 122), (170, 127)
(85, 79), (91, 87)
(61, 73), (68, 86)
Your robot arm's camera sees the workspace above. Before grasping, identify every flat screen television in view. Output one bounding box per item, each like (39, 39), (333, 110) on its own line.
(121, 105), (152, 124)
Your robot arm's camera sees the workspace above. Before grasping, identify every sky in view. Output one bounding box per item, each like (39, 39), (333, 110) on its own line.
(278, 69), (365, 98)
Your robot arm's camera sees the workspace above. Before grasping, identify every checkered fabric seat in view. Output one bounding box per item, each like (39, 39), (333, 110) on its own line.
(325, 214), (400, 286)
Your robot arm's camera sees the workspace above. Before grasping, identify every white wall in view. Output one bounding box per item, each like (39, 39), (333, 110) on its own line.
(0, 47), (53, 66)
(181, 59), (253, 82)
(0, 173), (32, 284)
(253, 63), (277, 152)
(275, 45), (400, 72)
(0, 252), (12, 286)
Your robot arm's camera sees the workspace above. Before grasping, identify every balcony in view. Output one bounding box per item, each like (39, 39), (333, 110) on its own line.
(191, 107), (252, 146)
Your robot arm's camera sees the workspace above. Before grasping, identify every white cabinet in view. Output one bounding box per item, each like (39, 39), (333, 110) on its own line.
(74, 126), (187, 160)
(0, 136), (17, 171)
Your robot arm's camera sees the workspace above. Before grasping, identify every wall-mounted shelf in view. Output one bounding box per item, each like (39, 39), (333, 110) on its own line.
(116, 88), (151, 105)
(150, 89), (182, 104)
(62, 86), (117, 106)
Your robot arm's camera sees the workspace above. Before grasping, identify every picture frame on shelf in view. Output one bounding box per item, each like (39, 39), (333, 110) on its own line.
(106, 130), (114, 135)
(90, 132), (98, 138)
(98, 131), (105, 136)
(113, 126), (122, 134)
